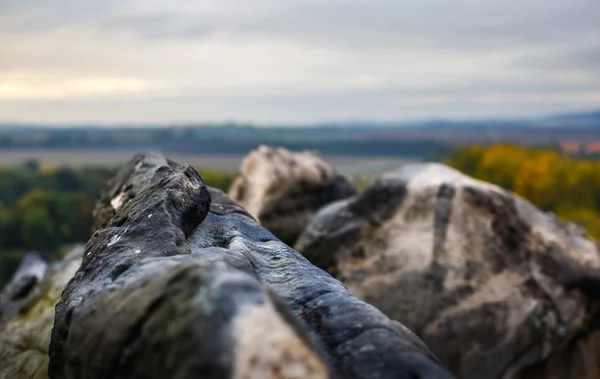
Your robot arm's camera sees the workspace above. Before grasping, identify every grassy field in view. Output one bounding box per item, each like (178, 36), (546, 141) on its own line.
(0, 149), (417, 175)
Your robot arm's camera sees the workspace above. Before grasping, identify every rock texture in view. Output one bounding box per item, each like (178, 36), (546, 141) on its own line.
(229, 146), (356, 245)
(295, 163), (600, 379)
(92, 152), (170, 231)
(46, 154), (453, 379)
(0, 247), (83, 379)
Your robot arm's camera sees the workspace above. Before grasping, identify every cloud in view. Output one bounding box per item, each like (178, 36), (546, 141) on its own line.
(0, 0), (598, 123)
(0, 76), (156, 100)
(514, 40), (600, 73)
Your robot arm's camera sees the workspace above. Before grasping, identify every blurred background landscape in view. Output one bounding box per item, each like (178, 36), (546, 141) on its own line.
(0, 0), (599, 286)
(1, 117), (599, 286)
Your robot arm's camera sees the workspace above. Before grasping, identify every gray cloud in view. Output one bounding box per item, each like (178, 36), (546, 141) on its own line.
(4, 0), (599, 49)
(0, 0), (123, 34)
(2, 88), (597, 125)
(514, 40), (600, 73)
(0, 0), (598, 123)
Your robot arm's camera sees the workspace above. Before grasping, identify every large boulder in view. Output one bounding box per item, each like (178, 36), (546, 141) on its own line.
(46, 154), (453, 379)
(295, 163), (600, 379)
(229, 146), (356, 245)
(0, 247), (83, 379)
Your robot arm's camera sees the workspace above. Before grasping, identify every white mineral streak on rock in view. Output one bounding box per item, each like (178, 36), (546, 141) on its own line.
(232, 302), (328, 379)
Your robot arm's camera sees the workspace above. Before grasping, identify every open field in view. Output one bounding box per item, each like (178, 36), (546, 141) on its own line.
(0, 149), (417, 175)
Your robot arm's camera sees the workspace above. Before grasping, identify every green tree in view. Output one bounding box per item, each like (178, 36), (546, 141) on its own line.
(20, 206), (59, 254)
(22, 158), (40, 172)
(54, 167), (83, 191)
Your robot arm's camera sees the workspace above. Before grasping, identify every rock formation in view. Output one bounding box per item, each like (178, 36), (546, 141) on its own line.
(229, 146), (356, 245)
(27, 153), (452, 379)
(0, 247), (84, 379)
(295, 163), (600, 379)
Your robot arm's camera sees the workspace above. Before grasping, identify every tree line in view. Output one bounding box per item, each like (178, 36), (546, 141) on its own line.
(0, 161), (235, 287)
(447, 145), (600, 240)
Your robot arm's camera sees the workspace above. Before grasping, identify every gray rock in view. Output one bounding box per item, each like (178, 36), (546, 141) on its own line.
(0, 247), (84, 379)
(295, 162), (600, 379)
(47, 155), (453, 379)
(92, 152), (169, 232)
(229, 146), (356, 245)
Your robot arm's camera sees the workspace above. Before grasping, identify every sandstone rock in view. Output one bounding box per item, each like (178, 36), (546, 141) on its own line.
(92, 152), (169, 232)
(48, 154), (453, 379)
(0, 247), (83, 379)
(229, 146), (356, 245)
(295, 162), (600, 379)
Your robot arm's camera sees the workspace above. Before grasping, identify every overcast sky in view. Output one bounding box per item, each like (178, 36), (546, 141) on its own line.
(0, 0), (599, 125)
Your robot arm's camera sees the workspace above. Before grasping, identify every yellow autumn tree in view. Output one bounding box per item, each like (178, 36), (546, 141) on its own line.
(476, 145), (530, 190)
(513, 151), (563, 210)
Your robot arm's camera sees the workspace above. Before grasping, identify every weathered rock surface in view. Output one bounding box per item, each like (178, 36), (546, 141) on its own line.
(92, 152), (170, 231)
(295, 163), (600, 379)
(0, 247), (83, 379)
(46, 154), (453, 379)
(229, 146), (356, 245)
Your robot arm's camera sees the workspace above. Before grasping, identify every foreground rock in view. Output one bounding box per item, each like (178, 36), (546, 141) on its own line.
(92, 152), (170, 231)
(229, 146), (356, 245)
(296, 163), (600, 379)
(0, 247), (83, 379)
(47, 154), (453, 379)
